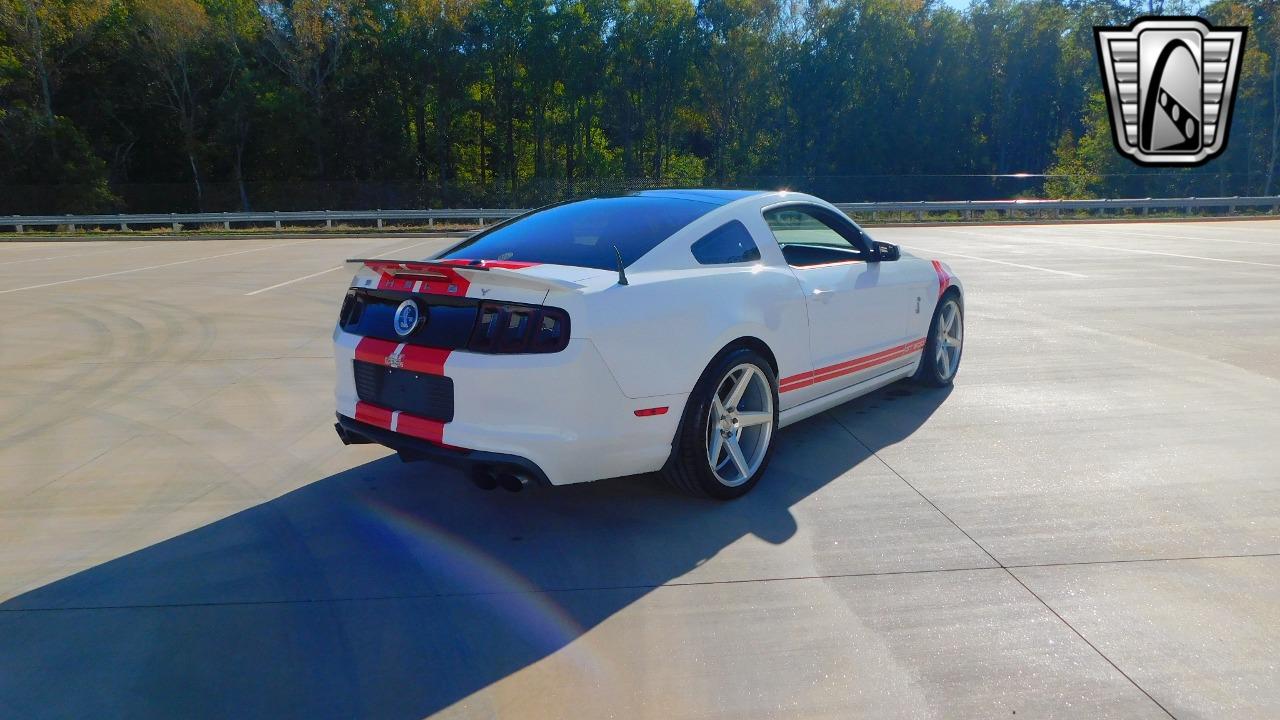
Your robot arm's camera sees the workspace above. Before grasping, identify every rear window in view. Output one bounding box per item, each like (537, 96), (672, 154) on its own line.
(438, 196), (716, 270)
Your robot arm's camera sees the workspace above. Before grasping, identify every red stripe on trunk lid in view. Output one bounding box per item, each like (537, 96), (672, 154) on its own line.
(354, 337), (450, 375)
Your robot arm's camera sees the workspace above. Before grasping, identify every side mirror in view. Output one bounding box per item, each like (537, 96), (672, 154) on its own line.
(870, 240), (900, 262)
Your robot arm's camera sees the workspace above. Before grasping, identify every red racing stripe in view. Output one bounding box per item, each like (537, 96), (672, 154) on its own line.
(352, 338), (457, 447)
(353, 401), (458, 449)
(353, 337), (400, 365)
(354, 401), (394, 428)
(364, 261), (471, 297)
(395, 412), (446, 445)
(395, 345), (450, 374)
(364, 259), (542, 297)
(354, 337), (450, 374)
(779, 338), (926, 393)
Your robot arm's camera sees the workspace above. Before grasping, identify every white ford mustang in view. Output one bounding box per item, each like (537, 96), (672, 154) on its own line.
(333, 190), (963, 498)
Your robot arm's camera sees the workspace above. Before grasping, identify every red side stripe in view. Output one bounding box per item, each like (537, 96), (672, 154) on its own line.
(808, 341), (924, 385)
(803, 339), (921, 377)
(779, 338), (926, 393)
(931, 260), (952, 299)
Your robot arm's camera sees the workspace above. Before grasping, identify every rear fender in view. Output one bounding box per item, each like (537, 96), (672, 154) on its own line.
(584, 267), (809, 399)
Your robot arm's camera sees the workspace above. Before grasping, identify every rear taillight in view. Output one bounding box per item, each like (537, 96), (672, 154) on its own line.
(339, 290), (363, 326)
(468, 301), (570, 354)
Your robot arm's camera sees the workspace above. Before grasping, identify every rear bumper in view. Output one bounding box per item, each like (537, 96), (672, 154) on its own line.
(334, 414), (552, 486)
(334, 328), (687, 485)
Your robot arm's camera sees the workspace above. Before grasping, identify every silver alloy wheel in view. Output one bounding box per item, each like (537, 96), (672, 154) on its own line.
(935, 298), (963, 381)
(705, 363), (774, 487)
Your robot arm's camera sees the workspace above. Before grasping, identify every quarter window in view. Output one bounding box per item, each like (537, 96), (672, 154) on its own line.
(690, 221), (761, 265)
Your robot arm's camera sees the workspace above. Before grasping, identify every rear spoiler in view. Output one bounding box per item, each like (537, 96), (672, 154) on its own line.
(345, 258), (585, 293)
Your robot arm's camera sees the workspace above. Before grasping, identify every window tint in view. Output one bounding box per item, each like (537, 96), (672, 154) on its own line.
(438, 196), (716, 270)
(762, 206), (865, 267)
(763, 207), (859, 250)
(690, 221), (761, 265)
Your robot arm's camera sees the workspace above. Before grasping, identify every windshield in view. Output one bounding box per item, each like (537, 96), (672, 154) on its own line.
(438, 196), (717, 270)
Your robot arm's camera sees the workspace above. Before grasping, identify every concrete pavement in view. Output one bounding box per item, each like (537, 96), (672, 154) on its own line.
(0, 221), (1277, 718)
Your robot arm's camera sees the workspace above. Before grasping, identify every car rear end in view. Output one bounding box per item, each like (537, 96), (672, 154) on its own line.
(332, 258), (684, 488)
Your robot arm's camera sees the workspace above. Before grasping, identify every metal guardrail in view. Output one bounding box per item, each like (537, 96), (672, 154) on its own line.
(0, 208), (523, 232)
(1, 196), (1277, 232)
(833, 195), (1280, 220)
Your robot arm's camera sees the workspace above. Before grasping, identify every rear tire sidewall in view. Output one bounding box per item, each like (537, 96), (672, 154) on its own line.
(669, 348), (779, 499)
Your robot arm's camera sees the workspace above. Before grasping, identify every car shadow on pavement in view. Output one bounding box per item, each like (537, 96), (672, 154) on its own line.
(0, 385), (950, 719)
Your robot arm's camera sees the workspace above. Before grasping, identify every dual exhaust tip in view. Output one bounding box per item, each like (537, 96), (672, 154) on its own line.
(336, 423), (533, 492)
(471, 467), (532, 493)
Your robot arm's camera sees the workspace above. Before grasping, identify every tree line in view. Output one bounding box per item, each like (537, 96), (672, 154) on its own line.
(1, 0), (1277, 213)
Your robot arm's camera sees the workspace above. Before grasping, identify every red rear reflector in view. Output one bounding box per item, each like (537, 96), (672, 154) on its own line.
(633, 407), (669, 417)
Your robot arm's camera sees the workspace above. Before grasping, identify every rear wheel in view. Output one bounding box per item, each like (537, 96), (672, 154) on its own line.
(662, 348), (778, 499)
(913, 292), (963, 387)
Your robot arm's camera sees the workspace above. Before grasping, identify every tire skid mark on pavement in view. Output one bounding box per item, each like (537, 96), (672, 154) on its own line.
(0, 296), (219, 458)
(242, 238), (455, 296)
(0, 242), (156, 268)
(937, 227), (1280, 269)
(0, 295), (238, 601)
(897, 244), (1087, 278)
(1089, 228), (1280, 247)
(0, 238), (324, 295)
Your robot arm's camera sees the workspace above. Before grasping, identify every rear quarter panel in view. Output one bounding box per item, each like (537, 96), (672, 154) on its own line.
(584, 266), (810, 401)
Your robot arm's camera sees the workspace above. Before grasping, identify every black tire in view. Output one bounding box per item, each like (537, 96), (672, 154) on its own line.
(661, 347), (779, 499)
(913, 290), (964, 387)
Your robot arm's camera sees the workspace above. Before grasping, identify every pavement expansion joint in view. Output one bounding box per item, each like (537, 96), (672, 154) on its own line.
(827, 410), (1180, 720)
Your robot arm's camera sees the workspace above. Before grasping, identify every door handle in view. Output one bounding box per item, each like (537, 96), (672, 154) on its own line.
(812, 288), (834, 303)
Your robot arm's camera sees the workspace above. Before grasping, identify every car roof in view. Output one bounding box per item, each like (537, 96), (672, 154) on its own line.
(630, 189), (769, 205)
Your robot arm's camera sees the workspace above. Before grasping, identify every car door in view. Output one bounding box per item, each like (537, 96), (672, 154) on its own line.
(761, 204), (920, 402)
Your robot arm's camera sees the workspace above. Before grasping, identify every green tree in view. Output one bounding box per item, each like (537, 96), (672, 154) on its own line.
(608, 0), (698, 177)
(1044, 91), (1128, 197)
(1, 0), (1278, 212)
(0, 0), (111, 122)
(128, 0), (215, 208)
(381, 0), (476, 190)
(257, 0), (361, 176)
(554, 0), (610, 189)
(694, 0), (779, 182)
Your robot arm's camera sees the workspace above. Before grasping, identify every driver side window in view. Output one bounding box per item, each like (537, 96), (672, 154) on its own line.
(762, 206), (865, 267)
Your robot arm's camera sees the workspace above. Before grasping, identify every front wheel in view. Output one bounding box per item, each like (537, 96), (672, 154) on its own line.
(914, 293), (964, 387)
(662, 348), (778, 499)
